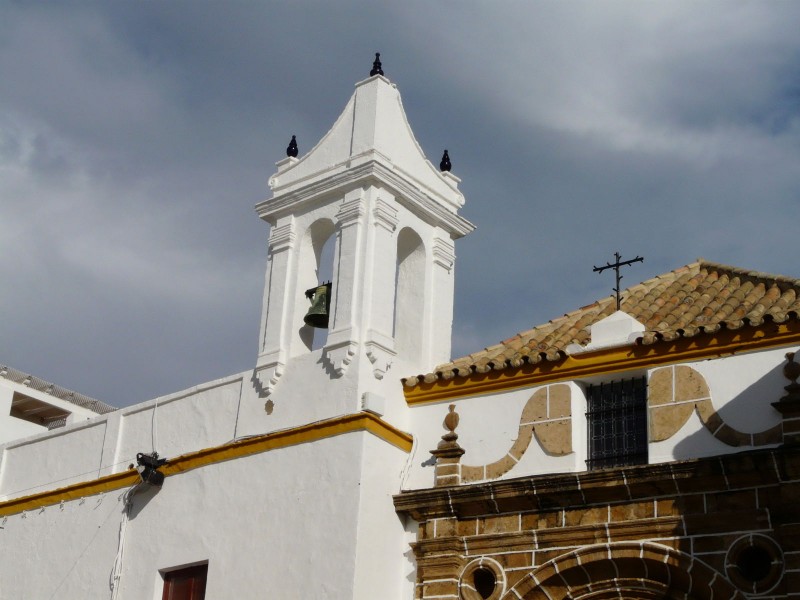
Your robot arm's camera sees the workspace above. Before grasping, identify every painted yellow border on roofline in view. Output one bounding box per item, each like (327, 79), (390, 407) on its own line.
(0, 412), (412, 518)
(405, 321), (800, 405)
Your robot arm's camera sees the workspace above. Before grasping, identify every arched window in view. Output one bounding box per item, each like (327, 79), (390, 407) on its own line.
(394, 228), (426, 361)
(294, 219), (335, 355)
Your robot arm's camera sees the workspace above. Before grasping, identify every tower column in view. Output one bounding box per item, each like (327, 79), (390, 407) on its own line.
(364, 190), (399, 379)
(255, 219), (297, 395)
(427, 232), (457, 367)
(324, 189), (367, 375)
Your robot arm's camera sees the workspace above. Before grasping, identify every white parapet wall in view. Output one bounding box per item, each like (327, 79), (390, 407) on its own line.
(0, 373), (245, 501)
(0, 367), (115, 445)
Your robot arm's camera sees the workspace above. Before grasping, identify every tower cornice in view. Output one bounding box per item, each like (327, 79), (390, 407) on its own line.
(257, 158), (474, 238)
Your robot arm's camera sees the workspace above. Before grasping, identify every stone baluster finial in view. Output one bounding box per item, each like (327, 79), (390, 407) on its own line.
(370, 52), (384, 77)
(439, 150), (451, 172)
(431, 404), (465, 486)
(772, 352), (800, 445)
(286, 135), (298, 158)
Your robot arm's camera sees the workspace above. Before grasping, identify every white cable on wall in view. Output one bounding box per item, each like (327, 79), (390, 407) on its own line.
(109, 482), (141, 600)
(151, 398), (159, 455)
(400, 433), (418, 490)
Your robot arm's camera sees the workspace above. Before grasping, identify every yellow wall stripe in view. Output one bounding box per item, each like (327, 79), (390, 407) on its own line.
(0, 412), (412, 517)
(405, 321), (800, 405)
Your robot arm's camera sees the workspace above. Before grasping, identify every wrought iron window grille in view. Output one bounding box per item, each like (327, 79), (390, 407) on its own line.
(585, 377), (648, 470)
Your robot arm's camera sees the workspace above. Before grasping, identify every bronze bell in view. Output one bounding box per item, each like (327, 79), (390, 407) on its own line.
(303, 282), (331, 328)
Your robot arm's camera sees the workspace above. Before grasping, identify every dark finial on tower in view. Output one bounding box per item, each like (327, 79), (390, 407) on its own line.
(439, 149), (452, 172)
(286, 135), (298, 158)
(370, 52), (384, 77)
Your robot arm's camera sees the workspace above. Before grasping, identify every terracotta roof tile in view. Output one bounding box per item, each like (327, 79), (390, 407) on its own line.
(402, 260), (800, 388)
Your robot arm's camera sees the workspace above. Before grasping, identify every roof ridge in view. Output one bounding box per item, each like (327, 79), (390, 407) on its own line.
(698, 260), (800, 289)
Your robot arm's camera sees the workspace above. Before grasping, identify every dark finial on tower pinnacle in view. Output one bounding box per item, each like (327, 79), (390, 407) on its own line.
(286, 135), (298, 158)
(439, 149), (452, 172)
(370, 52), (384, 77)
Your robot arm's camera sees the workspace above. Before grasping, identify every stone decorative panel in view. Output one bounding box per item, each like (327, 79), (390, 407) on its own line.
(461, 384), (572, 483)
(649, 365), (781, 446)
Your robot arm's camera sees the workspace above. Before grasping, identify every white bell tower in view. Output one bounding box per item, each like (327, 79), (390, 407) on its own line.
(251, 59), (474, 426)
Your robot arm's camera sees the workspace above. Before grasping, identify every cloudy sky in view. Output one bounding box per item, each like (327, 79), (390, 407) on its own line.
(2, 2), (799, 407)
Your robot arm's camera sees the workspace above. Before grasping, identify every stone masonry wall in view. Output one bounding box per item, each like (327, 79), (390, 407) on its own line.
(395, 446), (800, 600)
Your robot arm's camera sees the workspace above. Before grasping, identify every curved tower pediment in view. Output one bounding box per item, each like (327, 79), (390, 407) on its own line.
(258, 74), (471, 237)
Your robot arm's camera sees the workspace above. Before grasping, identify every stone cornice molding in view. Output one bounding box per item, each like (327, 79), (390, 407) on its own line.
(372, 198), (399, 233)
(335, 196), (367, 228)
(394, 446), (798, 521)
(267, 223), (295, 252)
(432, 237), (456, 271)
(256, 159), (474, 238)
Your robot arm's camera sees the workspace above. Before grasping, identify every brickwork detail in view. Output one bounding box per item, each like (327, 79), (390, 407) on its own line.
(396, 448), (800, 600)
(649, 365), (781, 446)
(460, 385), (572, 484)
(501, 541), (743, 600)
(459, 557), (506, 600)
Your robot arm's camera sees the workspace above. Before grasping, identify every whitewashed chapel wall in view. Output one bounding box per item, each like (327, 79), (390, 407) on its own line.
(403, 345), (795, 490)
(0, 431), (412, 600)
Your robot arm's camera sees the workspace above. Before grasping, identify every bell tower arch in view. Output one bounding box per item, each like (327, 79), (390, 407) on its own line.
(251, 59), (474, 425)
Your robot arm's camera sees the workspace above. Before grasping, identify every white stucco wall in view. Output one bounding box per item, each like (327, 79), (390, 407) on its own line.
(0, 375), (245, 501)
(0, 429), (409, 599)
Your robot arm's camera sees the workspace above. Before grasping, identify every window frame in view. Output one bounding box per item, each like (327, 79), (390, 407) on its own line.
(585, 376), (648, 470)
(161, 563), (208, 600)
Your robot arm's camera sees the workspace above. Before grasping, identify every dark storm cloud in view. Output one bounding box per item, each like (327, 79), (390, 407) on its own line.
(2, 2), (800, 405)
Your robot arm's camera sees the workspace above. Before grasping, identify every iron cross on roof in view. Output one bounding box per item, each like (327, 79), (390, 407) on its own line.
(593, 252), (644, 310)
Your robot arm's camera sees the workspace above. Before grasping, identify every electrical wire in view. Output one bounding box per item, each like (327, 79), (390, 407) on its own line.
(44, 495), (121, 600)
(231, 377), (245, 442)
(400, 431), (418, 490)
(1, 458), (137, 499)
(109, 482), (142, 600)
(151, 397), (159, 455)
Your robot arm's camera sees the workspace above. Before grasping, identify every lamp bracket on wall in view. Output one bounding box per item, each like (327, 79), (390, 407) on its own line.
(136, 451), (168, 487)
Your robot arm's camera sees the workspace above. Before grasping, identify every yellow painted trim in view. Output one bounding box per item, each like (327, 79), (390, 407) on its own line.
(0, 412), (412, 517)
(405, 321), (800, 405)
